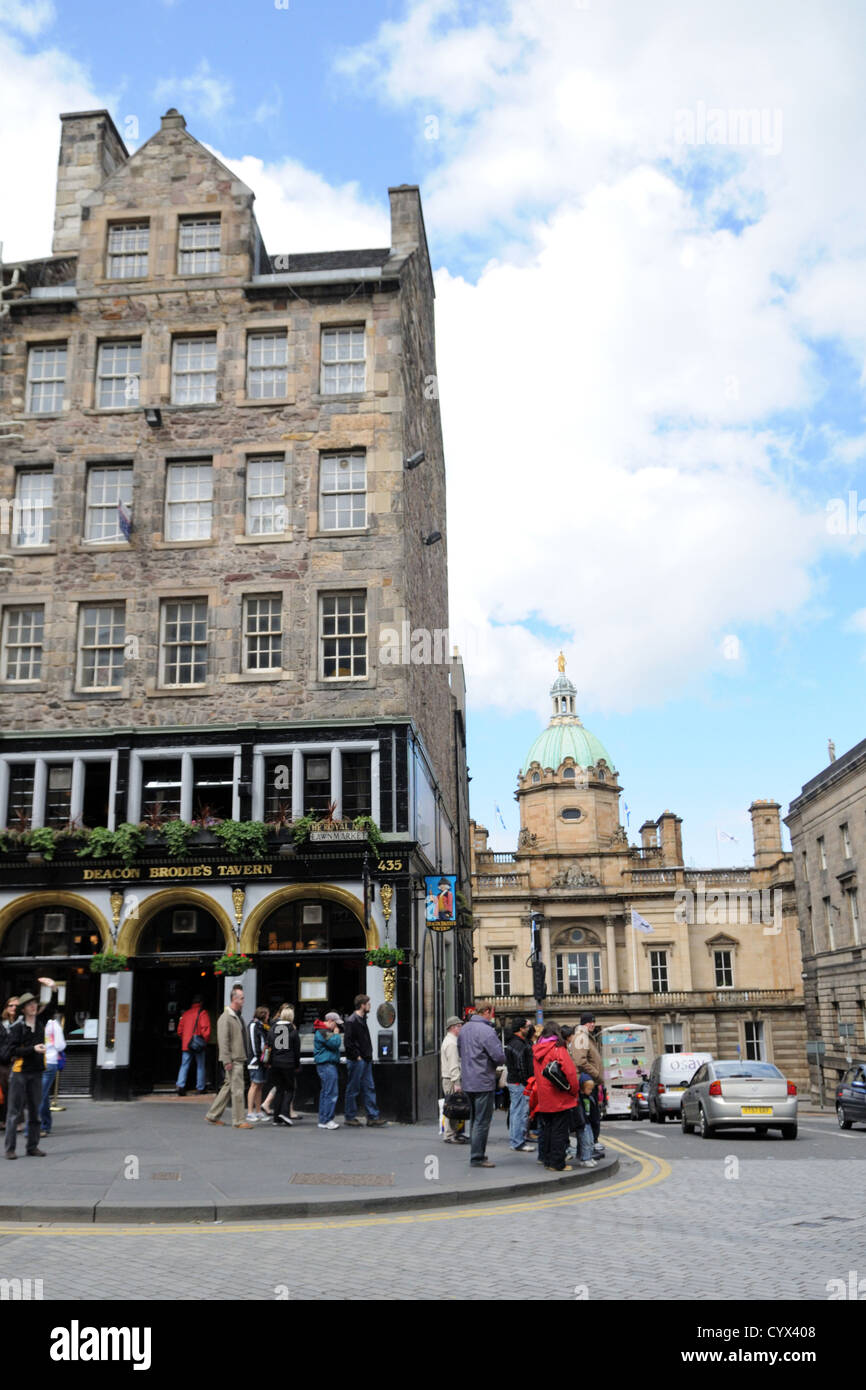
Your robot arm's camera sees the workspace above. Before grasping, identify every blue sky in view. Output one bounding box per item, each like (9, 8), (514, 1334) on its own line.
(2, 0), (864, 865)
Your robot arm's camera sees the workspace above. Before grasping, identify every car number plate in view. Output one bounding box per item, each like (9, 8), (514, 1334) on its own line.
(740, 1106), (773, 1115)
(670, 1085), (687, 1092)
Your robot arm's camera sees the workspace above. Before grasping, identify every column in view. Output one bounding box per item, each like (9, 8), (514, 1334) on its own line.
(605, 915), (619, 993)
(291, 748), (303, 820)
(69, 758), (85, 826)
(331, 746), (342, 819)
(32, 758), (48, 828)
(180, 751), (194, 822)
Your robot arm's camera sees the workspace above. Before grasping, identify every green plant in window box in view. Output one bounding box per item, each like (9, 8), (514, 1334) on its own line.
(76, 822), (144, 867)
(289, 812), (318, 846)
(212, 820), (268, 860)
(352, 816), (383, 853)
(365, 946), (404, 968)
(213, 951), (252, 977)
(24, 826), (58, 862)
(90, 951), (129, 974)
(159, 818), (195, 858)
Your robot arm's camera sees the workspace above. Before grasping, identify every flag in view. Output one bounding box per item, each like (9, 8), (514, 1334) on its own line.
(494, 802), (506, 831)
(623, 801), (631, 827)
(717, 828), (738, 843)
(118, 499), (133, 542)
(631, 909), (654, 934)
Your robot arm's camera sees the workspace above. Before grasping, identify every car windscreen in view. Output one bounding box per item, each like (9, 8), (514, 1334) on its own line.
(712, 1062), (782, 1079)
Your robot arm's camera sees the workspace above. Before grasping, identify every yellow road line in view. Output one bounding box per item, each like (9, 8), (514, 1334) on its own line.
(0, 1135), (669, 1237)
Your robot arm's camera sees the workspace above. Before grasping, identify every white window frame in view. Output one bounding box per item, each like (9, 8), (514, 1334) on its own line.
(663, 1022), (684, 1053)
(556, 951), (602, 995)
(243, 594), (282, 673)
(320, 325), (365, 394)
(26, 344), (66, 414)
(165, 461), (213, 541)
(1, 605), (45, 683)
(744, 1020), (766, 1062)
(714, 949), (734, 989)
(97, 340), (141, 409)
(13, 469), (53, 548)
(158, 598), (209, 688)
(250, 741), (380, 823)
(841, 823), (852, 859)
(492, 953), (511, 997)
(178, 216), (221, 275)
(319, 591), (367, 681)
(171, 337), (217, 405)
(76, 603), (126, 692)
(84, 464), (133, 543)
(106, 221), (149, 279)
(127, 746), (241, 823)
(0, 751), (118, 830)
(319, 453), (367, 531)
(650, 949), (670, 993)
(246, 332), (288, 399)
(245, 456), (286, 536)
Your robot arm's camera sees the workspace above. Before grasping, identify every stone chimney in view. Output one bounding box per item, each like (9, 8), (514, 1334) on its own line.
(656, 810), (683, 866)
(52, 110), (129, 255)
(749, 799), (783, 869)
(640, 820), (658, 850)
(388, 184), (433, 294)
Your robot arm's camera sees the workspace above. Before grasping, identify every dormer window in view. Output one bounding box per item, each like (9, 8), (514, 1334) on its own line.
(531, 772), (541, 784)
(107, 222), (149, 279)
(563, 768), (575, 780)
(178, 216), (221, 275)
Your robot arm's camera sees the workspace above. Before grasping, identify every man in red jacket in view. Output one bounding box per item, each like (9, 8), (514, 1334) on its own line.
(176, 996), (211, 1095)
(533, 1021), (579, 1172)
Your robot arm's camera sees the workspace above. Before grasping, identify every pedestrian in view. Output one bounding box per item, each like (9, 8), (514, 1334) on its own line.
(268, 1005), (301, 1127)
(440, 1015), (468, 1144)
(457, 1000), (505, 1168)
(505, 1018), (535, 1152)
(569, 1012), (605, 1156)
(0, 997), (19, 1131)
(314, 1012), (343, 1129)
(176, 995), (210, 1096)
(39, 1012), (66, 1137)
(575, 1074), (599, 1167)
(205, 985), (252, 1129)
(246, 1005), (271, 1122)
(4, 979), (59, 1159)
(533, 1020), (579, 1172)
(343, 994), (387, 1127)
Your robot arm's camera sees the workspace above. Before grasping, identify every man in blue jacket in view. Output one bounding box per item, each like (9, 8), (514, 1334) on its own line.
(457, 1002), (505, 1168)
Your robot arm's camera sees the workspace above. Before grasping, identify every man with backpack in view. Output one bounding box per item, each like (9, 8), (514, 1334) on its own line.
(176, 995), (211, 1096)
(505, 1018), (535, 1152)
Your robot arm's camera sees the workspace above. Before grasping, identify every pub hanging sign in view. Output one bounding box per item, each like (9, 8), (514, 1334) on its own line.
(425, 874), (456, 931)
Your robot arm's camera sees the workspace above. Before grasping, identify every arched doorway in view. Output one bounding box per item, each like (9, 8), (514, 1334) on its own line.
(0, 894), (109, 1095)
(254, 896), (368, 1046)
(129, 899), (228, 1094)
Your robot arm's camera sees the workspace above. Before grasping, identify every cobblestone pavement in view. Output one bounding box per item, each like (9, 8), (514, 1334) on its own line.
(0, 1116), (863, 1301)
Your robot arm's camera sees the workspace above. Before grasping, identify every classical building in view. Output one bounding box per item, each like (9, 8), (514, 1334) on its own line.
(785, 736), (866, 1103)
(470, 658), (807, 1091)
(0, 109), (471, 1120)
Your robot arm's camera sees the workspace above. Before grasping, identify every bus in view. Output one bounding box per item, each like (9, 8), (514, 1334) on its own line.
(598, 1023), (652, 1118)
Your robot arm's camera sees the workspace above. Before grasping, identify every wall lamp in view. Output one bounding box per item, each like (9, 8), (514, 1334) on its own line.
(404, 450), (425, 470)
(144, 407), (162, 427)
(422, 530), (442, 546)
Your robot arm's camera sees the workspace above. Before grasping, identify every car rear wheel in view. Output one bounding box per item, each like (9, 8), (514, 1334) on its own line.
(681, 1109), (694, 1134)
(698, 1106), (714, 1139)
(782, 1124), (798, 1140)
(837, 1107), (852, 1130)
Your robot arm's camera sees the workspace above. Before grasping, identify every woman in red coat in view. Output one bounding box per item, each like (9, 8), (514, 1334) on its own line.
(533, 1022), (579, 1171)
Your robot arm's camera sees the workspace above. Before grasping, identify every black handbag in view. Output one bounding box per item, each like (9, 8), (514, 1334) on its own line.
(542, 1058), (571, 1092)
(187, 1006), (206, 1053)
(443, 1090), (471, 1120)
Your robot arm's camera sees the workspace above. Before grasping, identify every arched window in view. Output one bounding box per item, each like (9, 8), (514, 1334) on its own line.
(563, 767), (575, 780)
(531, 772), (540, 784)
(1, 906), (101, 958)
(257, 900), (366, 952)
(137, 907), (225, 955)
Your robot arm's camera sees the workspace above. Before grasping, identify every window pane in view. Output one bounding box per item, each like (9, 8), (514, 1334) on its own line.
(14, 471), (53, 546)
(27, 346), (66, 413)
(107, 222), (149, 278)
(2, 606), (44, 681)
(160, 600), (208, 686)
(165, 463), (213, 540)
(246, 457), (285, 535)
(78, 603), (125, 689)
(171, 338), (217, 404)
(321, 326), (365, 393)
(178, 217), (221, 274)
(244, 595), (282, 671)
(85, 466), (133, 542)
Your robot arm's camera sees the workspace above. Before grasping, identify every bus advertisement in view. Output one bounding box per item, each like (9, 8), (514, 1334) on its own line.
(598, 1023), (652, 1117)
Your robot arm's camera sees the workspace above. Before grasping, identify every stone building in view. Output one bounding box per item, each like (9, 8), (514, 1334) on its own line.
(469, 658), (808, 1096)
(785, 736), (866, 1104)
(0, 109), (471, 1120)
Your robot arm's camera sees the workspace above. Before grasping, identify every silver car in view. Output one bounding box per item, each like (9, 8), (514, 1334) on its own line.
(680, 1060), (798, 1140)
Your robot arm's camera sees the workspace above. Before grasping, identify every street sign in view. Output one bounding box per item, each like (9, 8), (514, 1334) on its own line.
(806, 1040), (827, 1057)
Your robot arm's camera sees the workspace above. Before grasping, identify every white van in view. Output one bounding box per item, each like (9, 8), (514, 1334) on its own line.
(647, 1052), (713, 1122)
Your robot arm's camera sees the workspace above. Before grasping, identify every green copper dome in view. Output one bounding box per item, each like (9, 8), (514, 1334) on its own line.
(521, 655), (614, 774)
(522, 723), (613, 775)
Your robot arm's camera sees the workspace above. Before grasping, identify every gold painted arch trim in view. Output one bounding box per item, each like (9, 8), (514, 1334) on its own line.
(0, 891), (112, 952)
(117, 888), (236, 956)
(240, 884), (377, 955)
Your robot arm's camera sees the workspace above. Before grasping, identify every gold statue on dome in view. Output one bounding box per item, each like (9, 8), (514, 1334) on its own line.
(557, 651), (566, 673)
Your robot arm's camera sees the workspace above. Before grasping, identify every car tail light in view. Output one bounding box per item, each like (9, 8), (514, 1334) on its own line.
(787, 1081), (797, 1096)
(656, 1083), (665, 1094)
(708, 1080), (722, 1096)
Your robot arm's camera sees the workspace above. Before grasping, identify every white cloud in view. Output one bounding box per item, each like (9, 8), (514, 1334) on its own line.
(154, 60), (232, 123)
(214, 151), (389, 254)
(0, 0), (55, 36)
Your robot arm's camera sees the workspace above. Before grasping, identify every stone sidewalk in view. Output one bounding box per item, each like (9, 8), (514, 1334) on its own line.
(0, 1097), (619, 1222)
